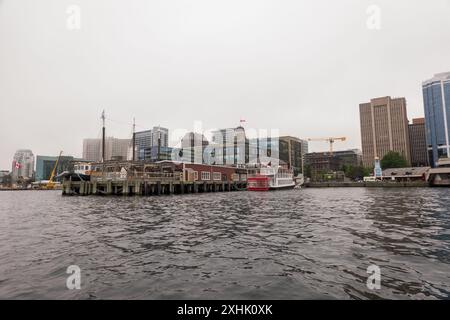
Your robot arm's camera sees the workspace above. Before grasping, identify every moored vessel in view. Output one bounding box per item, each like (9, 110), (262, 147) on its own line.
(247, 164), (295, 191)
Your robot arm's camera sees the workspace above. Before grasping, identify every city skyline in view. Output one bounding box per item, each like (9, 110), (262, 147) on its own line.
(2, 0), (450, 169)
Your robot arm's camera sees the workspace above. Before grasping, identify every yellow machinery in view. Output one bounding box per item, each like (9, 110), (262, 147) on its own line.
(307, 137), (346, 155)
(45, 151), (63, 190)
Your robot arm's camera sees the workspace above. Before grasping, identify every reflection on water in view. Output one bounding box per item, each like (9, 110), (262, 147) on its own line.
(0, 188), (449, 299)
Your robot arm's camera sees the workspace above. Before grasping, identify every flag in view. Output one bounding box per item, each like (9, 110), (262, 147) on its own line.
(13, 160), (21, 170)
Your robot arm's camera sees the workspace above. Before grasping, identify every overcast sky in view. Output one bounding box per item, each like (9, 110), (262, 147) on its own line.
(1, 0), (450, 169)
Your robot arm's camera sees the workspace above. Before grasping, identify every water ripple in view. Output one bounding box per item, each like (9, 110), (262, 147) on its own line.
(0, 188), (450, 299)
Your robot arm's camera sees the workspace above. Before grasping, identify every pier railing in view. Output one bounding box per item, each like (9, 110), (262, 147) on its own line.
(91, 172), (183, 182)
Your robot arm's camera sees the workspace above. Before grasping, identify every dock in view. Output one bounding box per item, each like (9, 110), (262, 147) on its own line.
(62, 160), (248, 196)
(63, 179), (247, 196)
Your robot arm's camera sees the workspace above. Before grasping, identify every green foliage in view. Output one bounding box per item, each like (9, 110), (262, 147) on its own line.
(304, 165), (312, 178)
(342, 165), (371, 180)
(380, 151), (408, 169)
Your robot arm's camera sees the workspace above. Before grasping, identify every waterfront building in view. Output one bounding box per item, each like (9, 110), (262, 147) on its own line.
(35, 155), (75, 182)
(278, 136), (309, 175)
(422, 72), (450, 167)
(210, 126), (248, 165)
(409, 118), (428, 167)
(304, 149), (362, 178)
(179, 132), (209, 164)
(359, 96), (411, 167)
(11, 149), (34, 181)
(134, 127), (169, 161)
(82, 137), (131, 162)
(0, 170), (10, 184)
(381, 167), (430, 182)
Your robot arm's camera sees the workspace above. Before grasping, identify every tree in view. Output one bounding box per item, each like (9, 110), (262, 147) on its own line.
(380, 151), (408, 169)
(343, 165), (371, 180)
(304, 165), (312, 178)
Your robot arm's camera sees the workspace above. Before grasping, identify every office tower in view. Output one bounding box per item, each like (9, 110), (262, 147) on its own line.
(359, 96), (411, 167)
(83, 137), (131, 162)
(422, 72), (450, 167)
(408, 118), (428, 167)
(11, 149), (34, 180)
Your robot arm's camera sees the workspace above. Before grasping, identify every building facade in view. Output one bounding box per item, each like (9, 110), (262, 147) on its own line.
(179, 132), (209, 164)
(83, 138), (131, 162)
(11, 149), (34, 181)
(409, 118), (428, 167)
(210, 126), (248, 165)
(134, 127), (169, 161)
(422, 72), (450, 167)
(305, 149), (362, 179)
(359, 96), (411, 167)
(278, 136), (308, 175)
(35, 155), (75, 182)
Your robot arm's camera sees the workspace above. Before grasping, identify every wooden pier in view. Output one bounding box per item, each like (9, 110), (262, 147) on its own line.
(63, 179), (247, 196)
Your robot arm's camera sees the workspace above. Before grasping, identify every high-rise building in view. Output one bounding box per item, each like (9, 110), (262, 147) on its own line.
(82, 138), (131, 162)
(422, 72), (450, 167)
(134, 127), (169, 161)
(211, 126), (248, 165)
(359, 96), (411, 167)
(180, 132), (209, 164)
(409, 118), (428, 167)
(35, 155), (75, 182)
(11, 149), (34, 180)
(279, 136), (309, 175)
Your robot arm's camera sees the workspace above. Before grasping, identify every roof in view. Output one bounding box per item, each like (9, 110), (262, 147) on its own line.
(382, 167), (430, 177)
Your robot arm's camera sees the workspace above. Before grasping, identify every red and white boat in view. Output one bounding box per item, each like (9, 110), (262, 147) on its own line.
(247, 165), (296, 191)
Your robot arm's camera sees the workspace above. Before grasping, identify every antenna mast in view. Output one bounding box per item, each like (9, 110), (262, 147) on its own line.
(132, 117), (136, 162)
(101, 110), (106, 163)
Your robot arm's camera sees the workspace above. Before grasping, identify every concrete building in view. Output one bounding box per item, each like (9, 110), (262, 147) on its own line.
(83, 138), (131, 162)
(409, 118), (428, 167)
(180, 132), (209, 164)
(0, 170), (10, 184)
(35, 155), (75, 182)
(422, 72), (450, 167)
(359, 96), (411, 167)
(211, 126), (248, 165)
(305, 149), (362, 179)
(11, 149), (34, 181)
(382, 167), (430, 182)
(279, 136), (308, 175)
(134, 127), (169, 161)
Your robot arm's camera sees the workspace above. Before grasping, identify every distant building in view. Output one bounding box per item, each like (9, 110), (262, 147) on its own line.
(35, 155), (75, 182)
(382, 167), (430, 182)
(134, 127), (169, 161)
(305, 149), (362, 179)
(359, 96), (411, 167)
(0, 170), (10, 184)
(210, 126), (248, 165)
(11, 149), (34, 181)
(83, 137), (131, 162)
(422, 72), (450, 167)
(409, 118), (428, 167)
(180, 132), (209, 164)
(278, 136), (309, 175)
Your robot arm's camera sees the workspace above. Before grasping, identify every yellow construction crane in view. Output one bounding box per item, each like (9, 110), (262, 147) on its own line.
(45, 151), (63, 190)
(307, 137), (347, 155)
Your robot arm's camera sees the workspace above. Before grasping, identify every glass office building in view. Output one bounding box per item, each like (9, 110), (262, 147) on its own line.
(422, 72), (450, 167)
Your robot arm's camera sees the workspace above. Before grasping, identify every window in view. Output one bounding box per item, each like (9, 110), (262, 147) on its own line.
(193, 171), (198, 181)
(213, 172), (221, 181)
(231, 173), (239, 181)
(201, 171), (210, 181)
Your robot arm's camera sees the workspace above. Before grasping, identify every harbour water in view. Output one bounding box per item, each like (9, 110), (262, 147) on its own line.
(0, 188), (449, 299)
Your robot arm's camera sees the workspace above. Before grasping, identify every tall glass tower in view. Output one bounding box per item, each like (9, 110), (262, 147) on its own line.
(422, 72), (450, 167)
